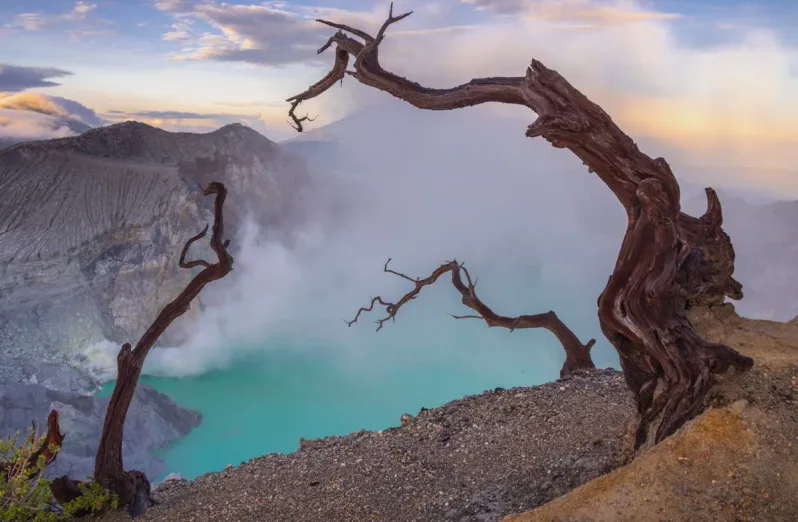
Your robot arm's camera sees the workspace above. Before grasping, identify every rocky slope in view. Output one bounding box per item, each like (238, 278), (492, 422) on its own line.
(0, 121), (310, 386)
(503, 304), (798, 521)
(101, 369), (637, 522)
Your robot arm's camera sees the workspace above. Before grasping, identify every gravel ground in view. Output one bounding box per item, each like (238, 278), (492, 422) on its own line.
(505, 310), (798, 522)
(100, 369), (636, 522)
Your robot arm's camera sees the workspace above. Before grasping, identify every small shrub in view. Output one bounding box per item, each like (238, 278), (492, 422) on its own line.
(0, 428), (58, 521)
(0, 426), (118, 521)
(59, 482), (118, 519)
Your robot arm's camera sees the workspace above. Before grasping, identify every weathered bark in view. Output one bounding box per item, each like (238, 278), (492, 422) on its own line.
(347, 259), (595, 378)
(53, 182), (234, 517)
(288, 3), (753, 445)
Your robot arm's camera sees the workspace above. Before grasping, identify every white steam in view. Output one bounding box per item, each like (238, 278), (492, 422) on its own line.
(118, 102), (629, 379)
(85, 101), (788, 381)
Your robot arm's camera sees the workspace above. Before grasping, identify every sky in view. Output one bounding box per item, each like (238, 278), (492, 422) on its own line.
(0, 0), (797, 180)
(1, 0), (795, 382)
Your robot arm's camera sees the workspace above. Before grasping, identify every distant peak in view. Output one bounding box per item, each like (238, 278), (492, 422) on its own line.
(80, 120), (163, 138)
(108, 120), (159, 130)
(215, 122), (254, 134)
(212, 122), (272, 142)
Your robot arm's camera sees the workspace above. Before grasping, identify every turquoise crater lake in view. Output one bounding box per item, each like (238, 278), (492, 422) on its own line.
(100, 275), (618, 482)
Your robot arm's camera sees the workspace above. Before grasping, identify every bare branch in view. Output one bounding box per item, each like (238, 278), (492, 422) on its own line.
(346, 296), (395, 331)
(348, 259), (595, 377)
(316, 20), (374, 43)
(286, 3), (743, 299)
(285, 37), (361, 132)
(374, 2), (413, 43)
(346, 259), (454, 331)
(383, 257), (417, 282)
(86, 181), (235, 515)
(179, 224), (211, 269)
(286, 103), (317, 132)
(288, 2), (755, 446)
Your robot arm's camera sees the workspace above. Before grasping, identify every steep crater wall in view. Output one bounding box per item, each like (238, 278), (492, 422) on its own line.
(0, 122), (310, 386)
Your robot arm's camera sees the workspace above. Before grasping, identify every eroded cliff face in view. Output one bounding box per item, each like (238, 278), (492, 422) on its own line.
(0, 121), (310, 384)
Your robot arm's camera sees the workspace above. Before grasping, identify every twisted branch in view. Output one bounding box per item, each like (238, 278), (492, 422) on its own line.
(348, 259), (595, 377)
(178, 225), (210, 269)
(52, 182), (235, 518)
(289, 3), (753, 444)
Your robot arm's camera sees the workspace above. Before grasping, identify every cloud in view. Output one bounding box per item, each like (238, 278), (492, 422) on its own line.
(0, 64), (73, 92)
(120, 110), (251, 120)
(157, 1), (384, 66)
(5, 1), (111, 40)
(0, 91), (108, 147)
(163, 25), (192, 41)
(270, 0), (797, 181)
(0, 62), (104, 145)
(214, 100), (287, 108)
(0, 91), (106, 137)
(153, 0), (192, 11)
(0, 108), (77, 141)
(147, 0), (798, 177)
(157, 1), (475, 67)
(103, 107), (280, 138)
(9, 13), (57, 31)
(70, 1), (97, 16)
(0, 91), (106, 143)
(462, 0), (681, 24)
(146, 0), (798, 177)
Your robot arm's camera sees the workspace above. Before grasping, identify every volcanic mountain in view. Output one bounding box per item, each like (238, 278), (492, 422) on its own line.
(0, 121), (310, 382)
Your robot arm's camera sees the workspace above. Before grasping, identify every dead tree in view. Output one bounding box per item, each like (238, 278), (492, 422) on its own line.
(287, 3), (753, 447)
(51, 182), (234, 517)
(347, 259), (595, 378)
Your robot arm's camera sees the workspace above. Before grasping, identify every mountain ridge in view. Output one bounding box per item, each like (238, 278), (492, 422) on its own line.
(0, 120), (310, 386)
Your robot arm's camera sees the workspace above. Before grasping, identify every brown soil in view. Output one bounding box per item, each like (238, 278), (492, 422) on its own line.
(502, 304), (798, 522)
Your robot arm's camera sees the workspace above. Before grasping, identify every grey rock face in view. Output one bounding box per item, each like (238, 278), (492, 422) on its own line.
(0, 381), (201, 481)
(0, 121), (310, 375)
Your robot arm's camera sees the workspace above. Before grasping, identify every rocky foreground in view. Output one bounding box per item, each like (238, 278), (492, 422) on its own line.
(506, 305), (798, 521)
(102, 369), (636, 522)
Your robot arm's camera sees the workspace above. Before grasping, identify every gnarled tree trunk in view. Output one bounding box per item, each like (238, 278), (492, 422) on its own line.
(52, 182), (234, 517)
(287, 2), (753, 446)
